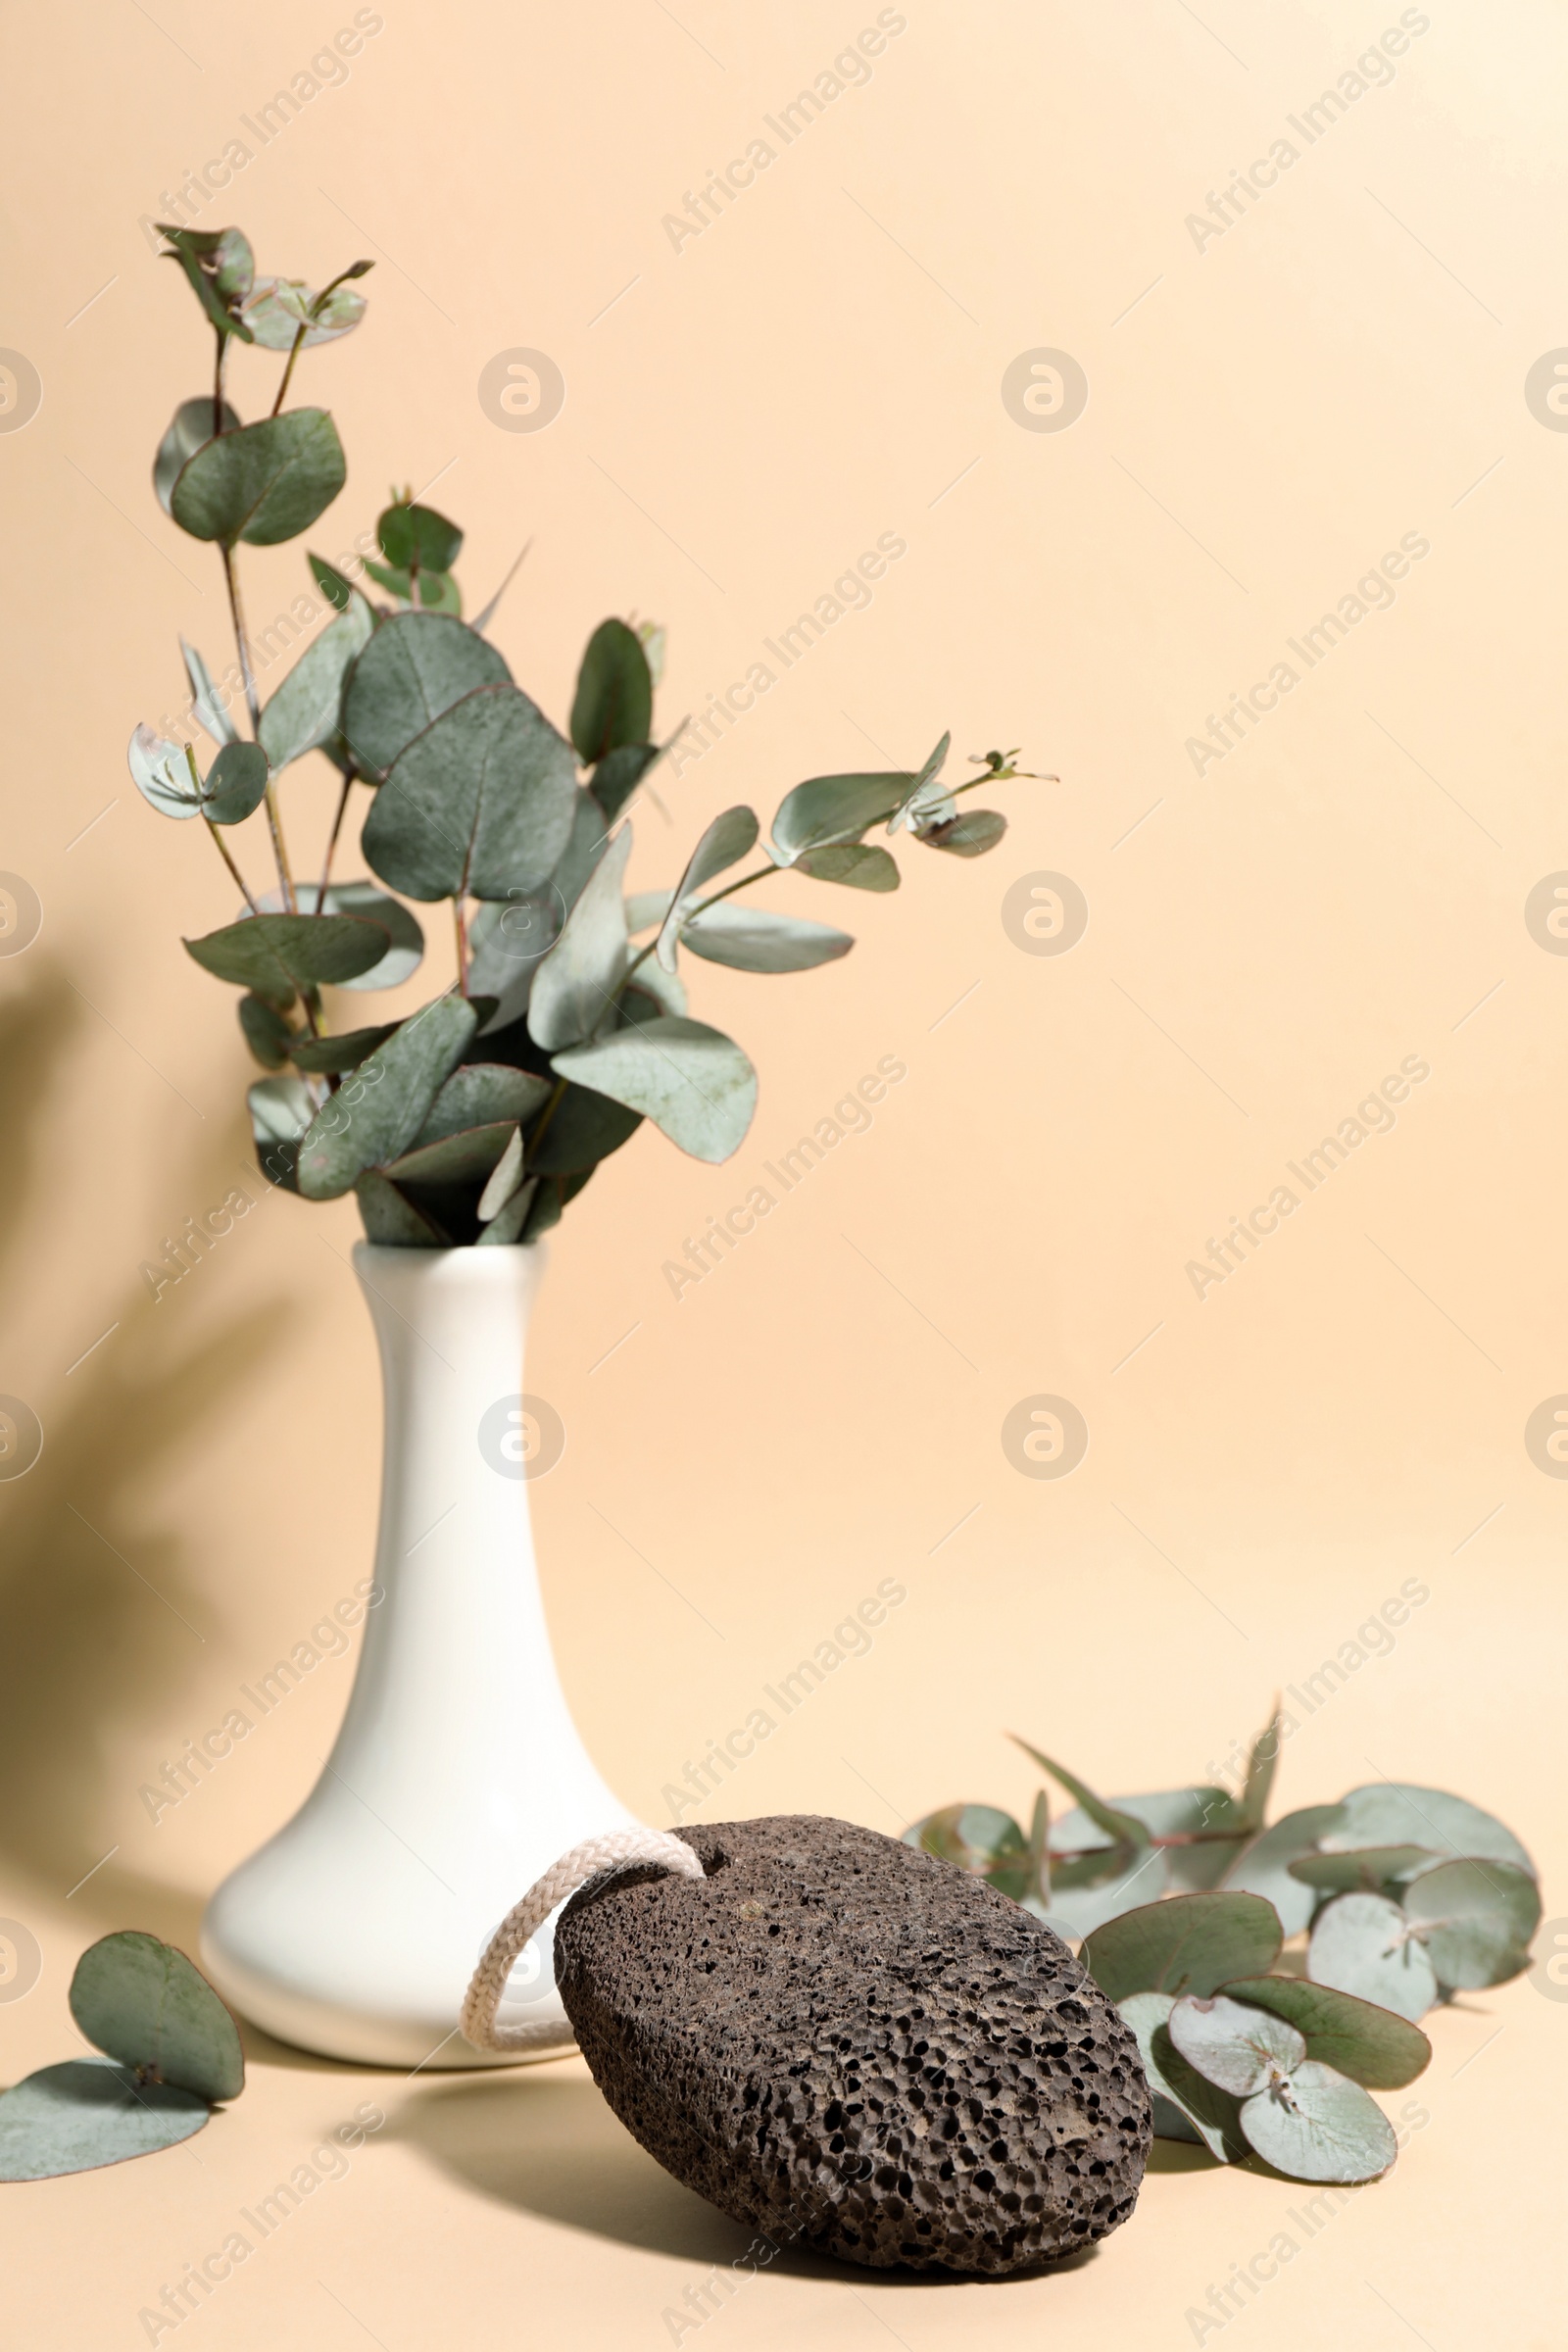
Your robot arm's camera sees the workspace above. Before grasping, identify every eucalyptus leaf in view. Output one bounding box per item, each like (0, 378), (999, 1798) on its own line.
(1237, 1707), (1284, 1834)
(919, 808), (1007, 857)
(1218, 1977), (1431, 2089)
(154, 395), (242, 517)
(551, 1013), (757, 1164)
(241, 274), (368, 350)
(365, 684), (577, 902)
(128, 724), (202, 820)
(1289, 1846), (1434, 1894)
(549, 791), (613, 918)
(1237, 2061), (1396, 2184)
(1033, 1846), (1168, 1941)
(378, 501), (462, 573)
(592, 741), (662, 822)
(621, 963), (688, 1022)
(0, 2060), (210, 2181)
(657, 807), (760, 971)
(258, 592), (374, 772)
(70, 1931), (244, 2101)
(382, 1119), (519, 1188)
(468, 896), (561, 1033)
(528, 1082), (643, 1174)
(1307, 1892), (1437, 2023)
(905, 1804), (1031, 1899)
(296, 995), (477, 1199)
(1221, 1805), (1348, 1938)
(184, 912), (390, 1005)
(626, 889), (674, 933)
(201, 740), (270, 824)
(1080, 1892), (1282, 2005)
(249, 1075), (314, 1192)
(571, 618), (653, 762)
(1115, 1994), (1246, 2162)
(251, 883), (423, 993)
(159, 224), (256, 337)
(885, 733), (951, 834)
(355, 1168), (448, 1247)
(416, 1063), (553, 1144)
(476, 1174), (538, 1246)
(171, 409), (346, 548)
(771, 772), (908, 863)
(1168, 1993), (1305, 2096)
(1400, 1858), (1542, 1989)
(180, 636), (239, 747)
(528, 827), (634, 1051)
(310, 553), (356, 612)
(680, 904), (854, 974)
(477, 1126), (525, 1221)
(1009, 1740), (1152, 1854)
(793, 843), (900, 892)
(1323, 1785), (1535, 1875)
(289, 1024), (397, 1073)
(340, 611), (511, 780)
(238, 993), (293, 1070)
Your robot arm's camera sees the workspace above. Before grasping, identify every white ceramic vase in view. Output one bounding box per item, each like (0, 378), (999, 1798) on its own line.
(201, 1241), (635, 2067)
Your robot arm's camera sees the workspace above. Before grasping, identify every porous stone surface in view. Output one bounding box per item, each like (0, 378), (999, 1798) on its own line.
(554, 1813), (1151, 2275)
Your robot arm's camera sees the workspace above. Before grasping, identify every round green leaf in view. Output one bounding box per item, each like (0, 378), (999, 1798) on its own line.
(771, 772), (909, 862)
(365, 684), (577, 902)
(551, 1014), (757, 1164)
(1308, 1892), (1437, 2022)
(570, 618), (653, 762)
(1218, 1976), (1431, 2089)
(1324, 1785), (1535, 1875)
(1116, 1994), (1246, 2162)
(0, 2060), (209, 2180)
(1167, 1993), (1305, 2096)
(295, 995), (478, 1199)
(681, 904), (854, 973)
(241, 275), (368, 350)
(1238, 2061), (1396, 2183)
(528, 1082), (643, 1175)
(340, 611), (511, 781)
(70, 1931), (243, 2101)
(184, 912), (391, 1005)
(171, 409), (346, 548)
(289, 1023), (396, 1073)
(1401, 1858), (1542, 1989)
(378, 500), (463, 573)
(128, 724), (202, 820)
(1080, 1890), (1283, 2005)
(154, 395), (241, 517)
(905, 1804), (1030, 1898)
(919, 808), (1007, 857)
(416, 1064), (553, 1144)
(1221, 1804), (1348, 1937)
(201, 740), (270, 825)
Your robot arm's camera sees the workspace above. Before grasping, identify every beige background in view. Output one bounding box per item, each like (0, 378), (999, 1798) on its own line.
(0, 0), (1562, 2342)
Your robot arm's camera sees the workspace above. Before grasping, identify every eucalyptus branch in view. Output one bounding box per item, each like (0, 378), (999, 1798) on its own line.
(270, 323), (309, 419)
(212, 327), (226, 440)
(452, 896), (469, 996)
(203, 816), (262, 917)
(622, 860), (779, 986)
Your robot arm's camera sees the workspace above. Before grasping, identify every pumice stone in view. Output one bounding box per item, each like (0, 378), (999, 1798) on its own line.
(554, 1814), (1151, 2275)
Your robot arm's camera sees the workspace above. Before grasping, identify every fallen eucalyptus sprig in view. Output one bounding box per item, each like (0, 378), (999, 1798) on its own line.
(136, 221), (1048, 1244)
(0, 1933), (244, 2180)
(905, 1709), (1540, 2184)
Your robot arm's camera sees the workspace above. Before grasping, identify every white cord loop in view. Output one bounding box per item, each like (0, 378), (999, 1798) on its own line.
(461, 1828), (706, 2053)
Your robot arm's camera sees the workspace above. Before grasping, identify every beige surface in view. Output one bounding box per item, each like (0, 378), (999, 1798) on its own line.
(0, 0), (1562, 2342)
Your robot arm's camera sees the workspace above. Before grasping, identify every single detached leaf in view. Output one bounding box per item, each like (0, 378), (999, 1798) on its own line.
(0, 2060), (209, 2180)
(570, 618), (653, 761)
(1168, 1993), (1305, 2096)
(552, 1013), (757, 1164)
(1222, 1804), (1348, 1939)
(1323, 1785), (1535, 1876)
(180, 636), (239, 747)
(793, 843), (900, 892)
(258, 593), (374, 773)
(184, 912), (390, 1006)
(128, 724), (202, 820)
(154, 395), (242, 517)
(355, 1168), (448, 1247)
(1308, 1892), (1438, 2023)
(1400, 1858), (1542, 1989)
(527, 1082), (642, 1175)
(1238, 2061), (1396, 2184)
(1219, 1977), (1431, 2090)
(680, 903), (855, 974)
(201, 740), (270, 825)
(528, 826), (634, 1050)
(378, 500), (462, 573)
(382, 1119), (519, 1188)
(1116, 1994), (1246, 2162)
(238, 992), (293, 1069)
(592, 741), (662, 822)
(364, 684), (577, 901)
(656, 806), (760, 972)
(296, 995), (477, 1198)
(771, 772), (908, 863)
(919, 808), (1007, 857)
(416, 1063), (553, 1144)
(171, 409), (346, 548)
(69, 1931), (243, 2101)
(1008, 1739), (1152, 1854)
(1289, 1845), (1435, 1894)
(340, 610), (511, 780)
(1080, 1891), (1283, 2005)
(289, 1024), (397, 1073)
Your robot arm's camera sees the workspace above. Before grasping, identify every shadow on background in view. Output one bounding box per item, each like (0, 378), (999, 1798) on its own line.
(0, 958), (291, 1937)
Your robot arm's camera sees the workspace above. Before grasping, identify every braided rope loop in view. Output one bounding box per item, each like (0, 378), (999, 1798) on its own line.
(461, 1827), (705, 2054)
